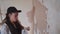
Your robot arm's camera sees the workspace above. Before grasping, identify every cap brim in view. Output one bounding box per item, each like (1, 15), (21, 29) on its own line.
(17, 10), (22, 13)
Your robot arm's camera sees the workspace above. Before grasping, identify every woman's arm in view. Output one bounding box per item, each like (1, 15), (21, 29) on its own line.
(24, 27), (30, 31)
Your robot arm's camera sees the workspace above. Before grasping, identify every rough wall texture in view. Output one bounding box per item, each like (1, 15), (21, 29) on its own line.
(34, 0), (48, 34)
(27, 0), (48, 34)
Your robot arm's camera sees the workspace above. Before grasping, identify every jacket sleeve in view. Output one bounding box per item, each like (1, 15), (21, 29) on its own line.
(1, 23), (10, 34)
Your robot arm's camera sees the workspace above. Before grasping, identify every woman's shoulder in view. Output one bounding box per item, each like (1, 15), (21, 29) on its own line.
(1, 23), (11, 34)
(1, 18), (8, 27)
(1, 23), (8, 29)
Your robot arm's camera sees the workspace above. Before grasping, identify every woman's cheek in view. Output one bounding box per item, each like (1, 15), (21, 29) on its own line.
(12, 17), (16, 22)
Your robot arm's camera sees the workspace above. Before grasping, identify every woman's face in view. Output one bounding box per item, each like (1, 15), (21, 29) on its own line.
(9, 12), (18, 22)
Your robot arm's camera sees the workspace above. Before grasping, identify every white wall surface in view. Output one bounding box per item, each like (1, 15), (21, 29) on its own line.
(43, 0), (60, 34)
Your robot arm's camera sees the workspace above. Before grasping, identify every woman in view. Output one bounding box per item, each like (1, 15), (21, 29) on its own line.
(1, 6), (30, 34)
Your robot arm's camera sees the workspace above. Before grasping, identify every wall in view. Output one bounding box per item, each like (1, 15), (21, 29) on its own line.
(43, 0), (60, 34)
(33, 0), (48, 34)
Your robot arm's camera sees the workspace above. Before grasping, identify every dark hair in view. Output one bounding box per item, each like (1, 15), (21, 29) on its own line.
(2, 13), (10, 24)
(5, 13), (11, 21)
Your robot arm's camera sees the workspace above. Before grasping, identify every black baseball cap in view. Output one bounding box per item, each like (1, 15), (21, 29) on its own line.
(6, 6), (21, 15)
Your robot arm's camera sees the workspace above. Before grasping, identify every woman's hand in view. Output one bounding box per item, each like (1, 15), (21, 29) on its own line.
(25, 27), (30, 31)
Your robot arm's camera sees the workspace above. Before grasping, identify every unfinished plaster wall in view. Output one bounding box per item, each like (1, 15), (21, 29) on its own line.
(43, 0), (60, 34)
(34, 0), (48, 34)
(26, 0), (48, 34)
